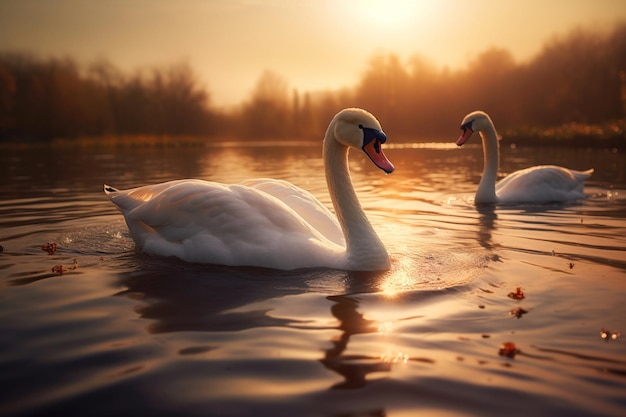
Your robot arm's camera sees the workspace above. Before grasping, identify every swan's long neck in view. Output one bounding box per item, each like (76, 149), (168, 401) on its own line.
(323, 133), (390, 270)
(476, 122), (500, 204)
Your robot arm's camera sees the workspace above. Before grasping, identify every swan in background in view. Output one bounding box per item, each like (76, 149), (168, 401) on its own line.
(105, 108), (394, 271)
(456, 111), (593, 204)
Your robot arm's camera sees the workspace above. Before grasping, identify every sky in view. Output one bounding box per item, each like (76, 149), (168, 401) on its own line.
(1, 0), (625, 108)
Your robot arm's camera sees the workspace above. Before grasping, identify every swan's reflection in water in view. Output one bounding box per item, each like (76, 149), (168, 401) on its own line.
(320, 294), (391, 389)
(476, 204), (498, 251)
(115, 259), (325, 333)
(115, 258), (437, 393)
(320, 271), (436, 390)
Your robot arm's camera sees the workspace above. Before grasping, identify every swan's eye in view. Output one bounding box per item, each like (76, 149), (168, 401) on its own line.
(360, 125), (387, 149)
(461, 120), (474, 131)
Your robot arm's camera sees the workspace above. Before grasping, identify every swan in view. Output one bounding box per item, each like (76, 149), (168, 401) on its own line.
(456, 111), (593, 204)
(104, 108), (395, 271)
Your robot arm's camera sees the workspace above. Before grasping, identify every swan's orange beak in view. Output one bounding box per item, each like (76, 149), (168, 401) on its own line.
(456, 126), (473, 146)
(363, 140), (395, 174)
(360, 125), (394, 174)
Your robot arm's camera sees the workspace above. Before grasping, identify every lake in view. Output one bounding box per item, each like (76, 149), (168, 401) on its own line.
(0, 138), (625, 417)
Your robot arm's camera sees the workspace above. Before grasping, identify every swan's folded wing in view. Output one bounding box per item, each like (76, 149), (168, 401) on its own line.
(241, 178), (344, 245)
(121, 180), (344, 268)
(496, 165), (588, 202)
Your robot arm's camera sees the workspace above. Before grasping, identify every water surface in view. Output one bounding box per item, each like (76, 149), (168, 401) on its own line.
(1, 140), (625, 416)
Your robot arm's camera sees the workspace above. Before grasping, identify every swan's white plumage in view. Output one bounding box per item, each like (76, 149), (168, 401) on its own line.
(105, 179), (344, 269)
(456, 111), (593, 204)
(241, 178), (344, 245)
(105, 108), (393, 271)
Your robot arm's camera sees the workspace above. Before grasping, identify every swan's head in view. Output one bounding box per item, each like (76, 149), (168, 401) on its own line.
(331, 108), (395, 174)
(456, 111), (493, 146)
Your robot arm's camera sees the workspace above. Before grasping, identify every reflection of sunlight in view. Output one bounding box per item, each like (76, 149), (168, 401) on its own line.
(380, 254), (421, 297)
(380, 271), (414, 298)
(386, 142), (460, 150)
(445, 196), (460, 205)
(377, 320), (393, 335)
(378, 321), (410, 364)
(381, 349), (410, 364)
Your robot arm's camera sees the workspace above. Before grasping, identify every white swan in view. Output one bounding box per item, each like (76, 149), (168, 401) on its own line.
(105, 108), (394, 271)
(456, 111), (593, 204)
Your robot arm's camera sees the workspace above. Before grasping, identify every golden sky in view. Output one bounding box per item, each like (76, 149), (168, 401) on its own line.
(1, 0), (625, 107)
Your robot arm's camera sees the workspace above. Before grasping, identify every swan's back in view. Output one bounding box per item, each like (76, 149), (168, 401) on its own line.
(241, 178), (344, 245)
(105, 180), (345, 269)
(496, 166), (594, 203)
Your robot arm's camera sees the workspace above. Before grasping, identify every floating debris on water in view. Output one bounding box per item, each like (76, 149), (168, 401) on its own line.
(507, 287), (525, 300)
(51, 259), (78, 276)
(498, 342), (520, 358)
(42, 242), (57, 255)
(509, 306), (528, 319)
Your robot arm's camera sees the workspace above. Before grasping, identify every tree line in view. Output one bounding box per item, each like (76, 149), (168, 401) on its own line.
(0, 22), (624, 143)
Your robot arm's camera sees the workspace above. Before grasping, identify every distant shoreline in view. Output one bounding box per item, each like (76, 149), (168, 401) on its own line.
(500, 120), (625, 149)
(500, 134), (624, 149)
(0, 122), (624, 150)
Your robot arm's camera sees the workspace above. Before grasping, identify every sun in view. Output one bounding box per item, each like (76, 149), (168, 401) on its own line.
(360, 0), (419, 26)
(337, 0), (444, 33)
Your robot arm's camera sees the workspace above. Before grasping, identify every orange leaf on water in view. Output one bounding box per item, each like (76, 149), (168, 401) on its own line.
(507, 287), (525, 300)
(42, 242), (57, 255)
(498, 342), (519, 358)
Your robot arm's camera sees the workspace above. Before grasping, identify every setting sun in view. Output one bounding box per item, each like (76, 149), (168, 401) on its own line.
(1, 0), (624, 106)
(339, 0), (444, 34)
(358, 0), (422, 26)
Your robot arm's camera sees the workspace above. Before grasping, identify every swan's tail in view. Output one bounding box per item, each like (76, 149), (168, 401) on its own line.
(578, 168), (594, 180)
(104, 184), (144, 212)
